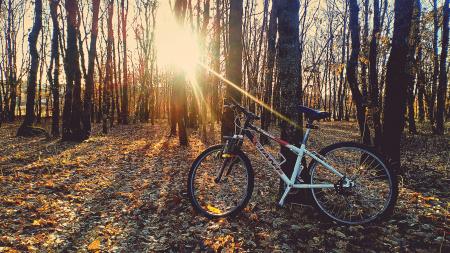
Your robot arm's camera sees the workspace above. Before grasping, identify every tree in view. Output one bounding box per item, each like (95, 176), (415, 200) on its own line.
(361, 0), (369, 101)
(221, 0), (243, 138)
(277, 0), (302, 186)
(172, 0), (189, 146)
(406, 0), (421, 134)
(261, 0), (278, 143)
(436, 0), (449, 134)
(381, 0), (414, 167)
(82, 0), (101, 139)
(62, 0), (83, 141)
(211, 0), (221, 124)
(16, 0), (42, 136)
(427, 0), (440, 129)
(6, 0), (17, 122)
(120, 0), (129, 124)
(347, 0), (371, 145)
(368, 0), (382, 148)
(48, 0), (61, 137)
(103, 0), (114, 134)
(198, 0), (210, 137)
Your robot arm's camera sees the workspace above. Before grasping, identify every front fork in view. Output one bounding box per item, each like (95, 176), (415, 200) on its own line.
(215, 135), (243, 183)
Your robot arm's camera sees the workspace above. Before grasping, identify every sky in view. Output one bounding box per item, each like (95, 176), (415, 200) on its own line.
(3, 0), (445, 86)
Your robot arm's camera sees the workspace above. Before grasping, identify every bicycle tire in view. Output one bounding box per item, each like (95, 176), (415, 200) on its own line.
(308, 142), (398, 225)
(187, 144), (254, 219)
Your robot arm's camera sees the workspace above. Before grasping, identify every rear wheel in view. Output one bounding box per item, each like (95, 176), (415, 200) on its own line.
(187, 144), (254, 218)
(309, 142), (398, 225)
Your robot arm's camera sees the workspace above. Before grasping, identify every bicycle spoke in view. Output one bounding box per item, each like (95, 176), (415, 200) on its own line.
(189, 146), (252, 218)
(311, 144), (395, 224)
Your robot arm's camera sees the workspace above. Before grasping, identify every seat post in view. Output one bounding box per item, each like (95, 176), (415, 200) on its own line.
(302, 119), (317, 145)
(302, 128), (310, 145)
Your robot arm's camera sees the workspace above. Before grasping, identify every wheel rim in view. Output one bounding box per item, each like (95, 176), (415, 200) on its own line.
(310, 146), (393, 224)
(190, 148), (249, 217)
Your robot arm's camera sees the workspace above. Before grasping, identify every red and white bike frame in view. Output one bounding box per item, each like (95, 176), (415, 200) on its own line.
(241, 125), (349, 206)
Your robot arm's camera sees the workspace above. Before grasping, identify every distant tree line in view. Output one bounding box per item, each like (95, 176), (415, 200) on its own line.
(0, 0), (448, 169)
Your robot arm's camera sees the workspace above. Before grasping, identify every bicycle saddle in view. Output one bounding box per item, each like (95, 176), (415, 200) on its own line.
(299, 105), (331, 120)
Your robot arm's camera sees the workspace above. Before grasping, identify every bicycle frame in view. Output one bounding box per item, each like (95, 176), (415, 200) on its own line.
(238, 122), (346, 206)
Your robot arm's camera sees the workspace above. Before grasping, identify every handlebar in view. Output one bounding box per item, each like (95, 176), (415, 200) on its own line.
(225, 98), (261, 121)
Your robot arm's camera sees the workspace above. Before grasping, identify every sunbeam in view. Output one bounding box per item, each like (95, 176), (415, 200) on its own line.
(196, 62), (302, 130)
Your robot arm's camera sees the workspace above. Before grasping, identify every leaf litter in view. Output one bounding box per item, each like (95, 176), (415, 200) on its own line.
(0, 120), (448, 252)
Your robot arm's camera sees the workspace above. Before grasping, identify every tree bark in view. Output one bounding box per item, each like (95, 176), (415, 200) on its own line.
(277, 0), (302, 186)
(48, 0), (61, 137)
(368, 0), (382, 148)
(82, 0), (101, 139)
(337, 2), (348, 121)
(221, 0), (243, 138)
(436, 0), (449, 134)
(406, 0), (421, 134)
(173, 0), (189, 146)
(428, 0), (440, 130)
(361, 0), (369, 101)
(17, 0), (42, 136)
(261, 0), (277, 143)
(62, 0), (83, 141)
(417, 14), (426, 123)
(6, 0), (16, 122)
(120, 0), (129, 124)
(381, 0), (414, 168)
(103, 0), (114, 134)
(199, 0), (210, 137)
(347, 0), (371, 145)
(211, 0), (221, 124)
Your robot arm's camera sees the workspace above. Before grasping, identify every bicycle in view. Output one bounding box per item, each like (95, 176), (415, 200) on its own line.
(187, 100), (398, 225)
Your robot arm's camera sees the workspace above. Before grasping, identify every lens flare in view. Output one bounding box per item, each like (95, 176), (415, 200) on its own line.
(155, 9), (199, 76)
(196, 61), (302, 129)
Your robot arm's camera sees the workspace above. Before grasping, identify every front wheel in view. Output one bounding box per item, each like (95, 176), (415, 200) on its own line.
(309, 142), (398, 225)
(187, 144), (254, 219)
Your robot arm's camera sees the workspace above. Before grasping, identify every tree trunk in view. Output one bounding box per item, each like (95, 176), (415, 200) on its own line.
(36, 31), (45, 124)
(62, 0), (83, 141)
(221, 0), (243, 138)
(337, 2), (348, 121)
(417, 15), (426, 123)
(435, 0), (449, 134)
(173, 0), (189, 146)
(82, 0), (101, 139)
(6, 0), (16, 122)
(0, 75), (2, 127)
(199, 0), (210, 138)
(211, 0), (221, 125)
(17, 0), (42, 136)
(48, 0), (60, 137)
(103, 0), (114, 134)
(120, 0), (129, 124)
(261, 0), (277, 143)
(417, 75), (425, 122)
(277, 0), (303, 190)
(428, 0), (440, 130)
(368, 0), (382, 148)
(381, 0), (414, 168)
(406, 0), (421, 134)
(347, 0), (371, 145)
(361, 0), (369, 101)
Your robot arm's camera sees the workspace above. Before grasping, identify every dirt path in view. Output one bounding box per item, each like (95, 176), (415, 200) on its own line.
(0, 121), (448, 252)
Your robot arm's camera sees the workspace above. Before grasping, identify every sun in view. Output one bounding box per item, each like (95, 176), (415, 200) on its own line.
(155, 8), (200, 78)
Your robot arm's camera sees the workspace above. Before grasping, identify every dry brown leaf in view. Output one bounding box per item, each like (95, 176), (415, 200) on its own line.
(87, 239), (101, 251)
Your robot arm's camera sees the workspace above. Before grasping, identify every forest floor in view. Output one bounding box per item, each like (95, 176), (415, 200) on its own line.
(0, 119), (448, 252)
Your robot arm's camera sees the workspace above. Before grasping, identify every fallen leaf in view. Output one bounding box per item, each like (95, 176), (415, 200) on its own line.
(87, 239), (100, 251)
